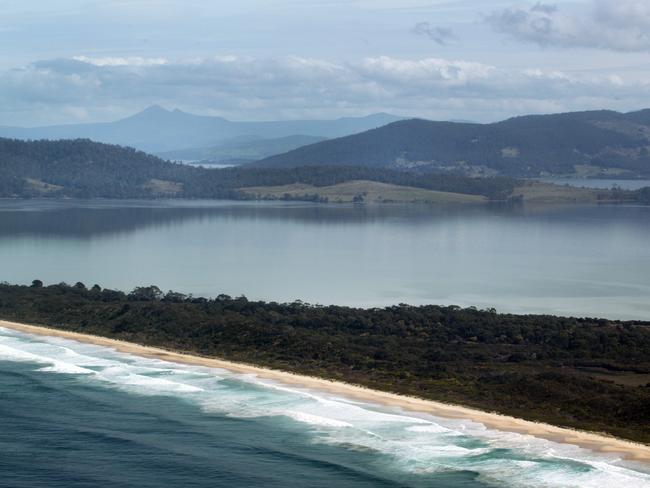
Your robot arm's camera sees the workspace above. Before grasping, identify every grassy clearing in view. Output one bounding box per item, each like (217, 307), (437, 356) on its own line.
(25, 178), (64, 195)
(240, 180), (487, 204)
(142, 178), (184, 196)
(511, 181), (605, 203)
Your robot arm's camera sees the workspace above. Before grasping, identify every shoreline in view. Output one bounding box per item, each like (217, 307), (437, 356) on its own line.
(2, 319), (650, 464)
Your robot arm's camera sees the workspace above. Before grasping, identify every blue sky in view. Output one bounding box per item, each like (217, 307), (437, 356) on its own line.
(1, 0), (650, 125)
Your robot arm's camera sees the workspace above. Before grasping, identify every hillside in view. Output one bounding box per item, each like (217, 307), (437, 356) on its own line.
(254, 109), (650, 177)
(2, 137), (646, 204)
(0, 138), (188, 198)
(0, 106), (401, 154)
(0, 138), (520, 200)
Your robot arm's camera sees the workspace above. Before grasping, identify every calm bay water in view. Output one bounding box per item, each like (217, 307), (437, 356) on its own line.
(0, 199), (649, 320)
(2, 327), (649, 488)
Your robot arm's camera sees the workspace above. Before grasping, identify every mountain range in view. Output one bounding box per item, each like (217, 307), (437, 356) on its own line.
(255, 109), (650, 177)
(3, 106), (650, 178)
(0, 106), (402, 155)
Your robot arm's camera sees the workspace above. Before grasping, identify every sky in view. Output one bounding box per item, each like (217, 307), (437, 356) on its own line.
(1, 0), (650, 126)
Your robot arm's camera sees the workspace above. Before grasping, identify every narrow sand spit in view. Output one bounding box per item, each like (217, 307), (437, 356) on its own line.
(2, 319), (649, 464)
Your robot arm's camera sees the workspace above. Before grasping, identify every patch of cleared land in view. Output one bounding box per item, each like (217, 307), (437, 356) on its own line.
(240, 180), (487, 204)
(142, 178), (184, 196)
(573, 164), (634, 177)
(25, 178), (64, 195)
(511, 181), (607, 203)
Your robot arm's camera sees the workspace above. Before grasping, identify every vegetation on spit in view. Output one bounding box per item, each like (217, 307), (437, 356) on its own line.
(1, 282), (649, 443)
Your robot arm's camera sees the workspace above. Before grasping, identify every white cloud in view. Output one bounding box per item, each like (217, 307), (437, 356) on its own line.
(359, 56), (495, 86)
(487, 0), (650, 52)
(0, 53), (648, 125)
(72, 56), (169, 67)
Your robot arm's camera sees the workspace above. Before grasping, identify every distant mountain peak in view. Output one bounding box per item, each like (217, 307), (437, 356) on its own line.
(127, 105), (174, 120)
(0, 107), (406, 154)
(141, 104), (170, 114)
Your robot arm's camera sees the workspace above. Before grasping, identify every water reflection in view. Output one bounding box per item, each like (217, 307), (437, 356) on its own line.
(0, 199), (649, 320)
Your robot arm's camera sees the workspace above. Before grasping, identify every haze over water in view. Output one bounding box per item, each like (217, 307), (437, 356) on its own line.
(1, 199), (649, 320)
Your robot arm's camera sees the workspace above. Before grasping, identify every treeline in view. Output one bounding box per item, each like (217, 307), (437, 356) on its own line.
(1, 137), (648, 203)
(0, 138), (519, 200)
(214, 165), (519, 199)
(1, 281), (649, 443)
(637, 187), (650, 204)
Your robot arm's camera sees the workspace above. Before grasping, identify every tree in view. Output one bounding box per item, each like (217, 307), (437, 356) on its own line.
(163, 290), (187, 303)
(128, 285), (163, 301)
(30, 279), (43, 288)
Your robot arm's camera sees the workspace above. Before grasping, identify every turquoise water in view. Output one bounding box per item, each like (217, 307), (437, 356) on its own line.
(2, 327), (649, 488)
(0, 199), (649, 319)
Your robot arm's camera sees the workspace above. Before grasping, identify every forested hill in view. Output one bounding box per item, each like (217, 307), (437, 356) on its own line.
(2, 137), (647, 203)
(0, 138), (198, 198)
(254, 109), (650, 177)
(0, 137), (519, 200)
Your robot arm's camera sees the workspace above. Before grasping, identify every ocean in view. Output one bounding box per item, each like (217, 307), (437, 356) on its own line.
(1, 326), (649, 488)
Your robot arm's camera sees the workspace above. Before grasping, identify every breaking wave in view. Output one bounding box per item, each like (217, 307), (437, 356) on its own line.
(1, 326), (649, 488)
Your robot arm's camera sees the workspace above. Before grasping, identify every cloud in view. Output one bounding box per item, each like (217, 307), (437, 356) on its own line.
(72, 56), (169, 67)
(411, 22), (458, 46)
(0, 53), (648, 125)
(486, 0), (650, 52)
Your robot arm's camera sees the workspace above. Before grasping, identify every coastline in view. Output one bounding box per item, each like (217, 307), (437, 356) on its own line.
(2, 319), (649, 464)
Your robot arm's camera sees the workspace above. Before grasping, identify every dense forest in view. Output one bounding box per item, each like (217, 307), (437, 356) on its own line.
(1, 282), (649, 443)
(255, 109), (650, 177)
(0, 138), (520, 200)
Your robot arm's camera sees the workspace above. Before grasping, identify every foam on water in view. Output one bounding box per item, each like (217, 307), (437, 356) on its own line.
(1, 327), (650, 488)
(0, 342), (95, 375)
(407, 424), (453, 434)
(285, 411), (354, 428)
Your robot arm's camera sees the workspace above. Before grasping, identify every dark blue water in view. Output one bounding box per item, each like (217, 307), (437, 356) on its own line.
(2, 329), (650, 488)
(0, 360), (484, 488)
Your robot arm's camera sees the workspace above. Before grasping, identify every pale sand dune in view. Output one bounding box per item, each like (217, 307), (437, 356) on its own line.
(2, 319), (649, 464)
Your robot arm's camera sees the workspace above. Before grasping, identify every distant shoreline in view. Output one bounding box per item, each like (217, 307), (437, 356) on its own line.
(2, 319), (649, 464)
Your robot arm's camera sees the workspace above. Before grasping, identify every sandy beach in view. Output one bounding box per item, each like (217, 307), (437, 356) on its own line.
(2, 319), (649, 464)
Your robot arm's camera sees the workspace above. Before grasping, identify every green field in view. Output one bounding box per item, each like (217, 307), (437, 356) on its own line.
(510, 181), (631, 204)
(240, 180), (487, 204)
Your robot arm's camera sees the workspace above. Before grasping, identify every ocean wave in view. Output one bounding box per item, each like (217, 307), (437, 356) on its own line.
(2, 328), (650, 488)
(285, 411), (353, 428)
